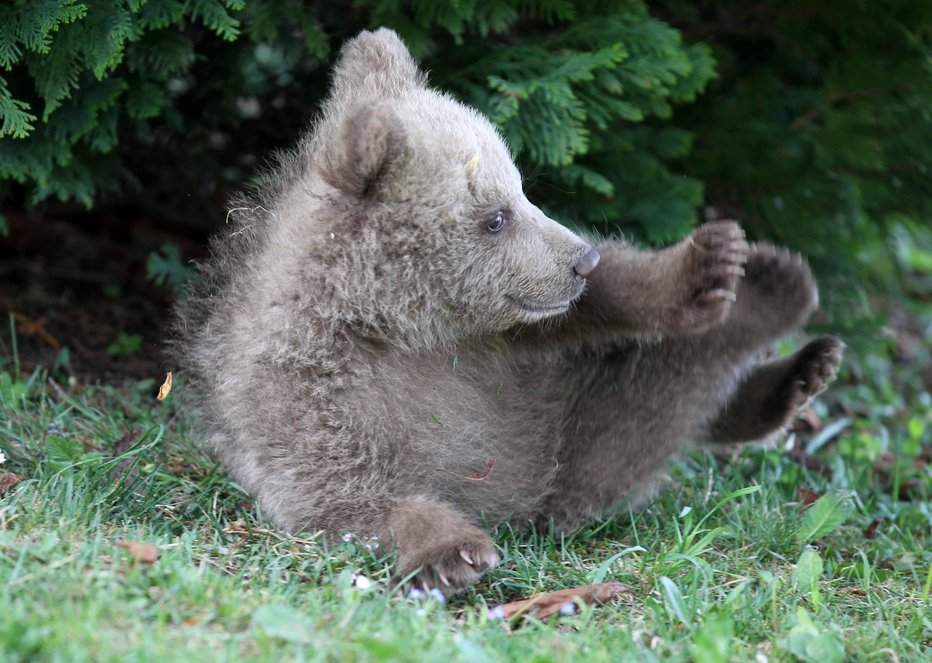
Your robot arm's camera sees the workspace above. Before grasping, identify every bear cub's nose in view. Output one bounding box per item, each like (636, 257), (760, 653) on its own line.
(573, 246), (601, 277)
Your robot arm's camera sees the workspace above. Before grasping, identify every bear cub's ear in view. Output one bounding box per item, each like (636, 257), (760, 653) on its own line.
(331, 28), (426, 103)
(319, 103), (407, 197)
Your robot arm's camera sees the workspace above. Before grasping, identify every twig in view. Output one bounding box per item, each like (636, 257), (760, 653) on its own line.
(436, 459), (495, 481)
(11, 311), (61, 349)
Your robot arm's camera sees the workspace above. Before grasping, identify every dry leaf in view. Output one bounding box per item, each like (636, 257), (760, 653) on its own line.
(156, 371), (173, 401)
(0, 472), (25, 496)
(863, 518), (882, 540)
(792, 407), (823, 434)
(796, 486), (822, 508)
(117, 540), (159, 564)
(494, 582), (633, 621)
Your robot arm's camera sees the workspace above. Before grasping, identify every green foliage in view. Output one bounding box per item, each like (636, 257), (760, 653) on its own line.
(107, 332), (143, 357)
(692, 610), (734, 663)
(780, 607), (845, 663)
(796, 490), (855, 543)
(146, 242), (191, 295)
(794, 547), (824, 608)
(251, 604), (315, 644)
(0, 0), (252, 215)
(661, 0), (932, 336)
(0, 1), (713, 235)
(2, 1), (929, 335)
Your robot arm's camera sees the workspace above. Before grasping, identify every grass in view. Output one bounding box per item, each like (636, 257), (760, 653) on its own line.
(0, 352), (929, 662)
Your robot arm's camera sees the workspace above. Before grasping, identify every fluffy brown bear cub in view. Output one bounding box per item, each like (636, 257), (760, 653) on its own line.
(174, 29), (843, 595)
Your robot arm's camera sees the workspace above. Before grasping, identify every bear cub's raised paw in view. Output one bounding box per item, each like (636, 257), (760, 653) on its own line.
(788, 335), (845, 406)
(667, 220), (749, 333)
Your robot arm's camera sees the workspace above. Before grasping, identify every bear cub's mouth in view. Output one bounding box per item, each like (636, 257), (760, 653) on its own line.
(515, 298), (572, 313)
(510, 283), (586, 317)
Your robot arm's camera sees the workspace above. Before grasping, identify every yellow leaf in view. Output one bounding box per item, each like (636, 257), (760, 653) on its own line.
(157, 371), (173, 401)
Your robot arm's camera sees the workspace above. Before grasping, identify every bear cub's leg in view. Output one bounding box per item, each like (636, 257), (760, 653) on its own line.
(706, 336), (844, 444)
(704, 241), (844, 442)
(583, 221), (750, 335)
(386, 497), (499, 596)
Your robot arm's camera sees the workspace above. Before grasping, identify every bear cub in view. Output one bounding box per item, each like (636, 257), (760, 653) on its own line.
(174, 29), (843, 595)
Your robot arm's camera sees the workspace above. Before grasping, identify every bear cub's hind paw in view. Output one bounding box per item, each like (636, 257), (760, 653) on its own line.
(789, 336), (844, 406)
(740, 243), (819, 330)
(396, 525), (499, 597)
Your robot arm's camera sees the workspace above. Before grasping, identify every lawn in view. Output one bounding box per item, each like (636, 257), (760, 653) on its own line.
(0, 337), (929, 662)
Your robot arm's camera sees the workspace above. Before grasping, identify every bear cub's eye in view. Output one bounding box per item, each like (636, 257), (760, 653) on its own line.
(486, 209), (509, 234)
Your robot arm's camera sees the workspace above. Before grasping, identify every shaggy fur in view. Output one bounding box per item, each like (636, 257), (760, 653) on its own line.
(173, 29), (843, 595)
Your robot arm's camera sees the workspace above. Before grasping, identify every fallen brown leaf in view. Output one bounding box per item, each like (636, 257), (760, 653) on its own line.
(116, 541), (159, 564)
(796, 486), (822, 508)
(863, 518), (882, 539)
(494, 582), (633, 621)
(874, 451), (896, 473)
(792, 407), (823, 434)
(156, 371), (173, 401)
(0, 472), (25, 496)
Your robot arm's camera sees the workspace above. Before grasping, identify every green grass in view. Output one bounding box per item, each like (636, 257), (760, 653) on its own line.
(0, 359), (929, 662)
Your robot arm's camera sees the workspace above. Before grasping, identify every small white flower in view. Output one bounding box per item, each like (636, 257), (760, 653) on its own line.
(407, 588), (425, 600)
(428, 588), (446, 604)
(351, 574), (371, 590)
(0, 449), (6, 465)
(487, 605), (506, 621)
(341, 532), (354, 543)
(558, 601), (576, 616)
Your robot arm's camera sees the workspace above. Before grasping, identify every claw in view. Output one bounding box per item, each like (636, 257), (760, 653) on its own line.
(438, 572), (450, 587)
(706, 288), (737, 302)
(459, 550), (474, 566)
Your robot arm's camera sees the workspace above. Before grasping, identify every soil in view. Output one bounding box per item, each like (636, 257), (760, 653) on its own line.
(1, 208), (209, 385)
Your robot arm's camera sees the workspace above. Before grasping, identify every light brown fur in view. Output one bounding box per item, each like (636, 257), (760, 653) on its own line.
(172, 29), (843, 595)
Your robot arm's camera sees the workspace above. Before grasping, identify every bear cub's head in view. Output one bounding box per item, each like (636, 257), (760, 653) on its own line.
(310, 29), (599, 339)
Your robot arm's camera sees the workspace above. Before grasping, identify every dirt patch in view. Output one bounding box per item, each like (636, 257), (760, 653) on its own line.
(1, 208), (207, 384)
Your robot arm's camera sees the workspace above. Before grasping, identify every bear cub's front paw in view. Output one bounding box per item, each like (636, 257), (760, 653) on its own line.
(669, 221), (749, 333)
(395, 525), (499, 597)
